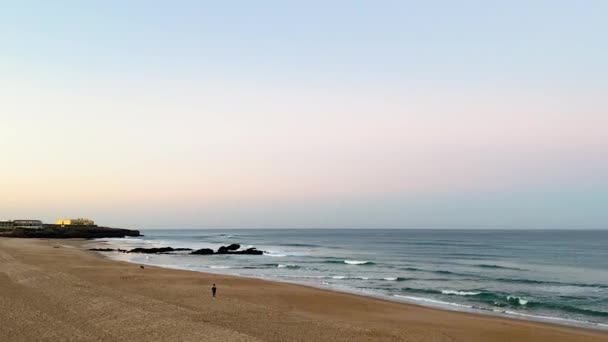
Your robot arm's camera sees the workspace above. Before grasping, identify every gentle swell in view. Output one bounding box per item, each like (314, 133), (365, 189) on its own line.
(401, 267), (608, 290)
(475, 264), (523, 270)
(277, 264), (300, 269)
(279, 243), (320, 247)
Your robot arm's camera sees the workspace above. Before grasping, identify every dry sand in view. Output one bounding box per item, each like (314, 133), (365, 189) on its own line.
(1, 238), (606, 342)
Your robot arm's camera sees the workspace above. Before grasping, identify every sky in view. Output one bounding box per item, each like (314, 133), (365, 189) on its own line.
(1, 1), (607, 229)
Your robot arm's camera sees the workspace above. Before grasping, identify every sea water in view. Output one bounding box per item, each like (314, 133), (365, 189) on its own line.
(94, 229), (608, 329)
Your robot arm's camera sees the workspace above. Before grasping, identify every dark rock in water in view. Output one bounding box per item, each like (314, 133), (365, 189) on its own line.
(128, 247), (192, 254)
(191, 248), (214, 255)
(90, 247), (192, 254)
(226, 243), (240, 251)
(217, 243), (242, 254)
(0, 225), (141, 239)
(89, 245), (263, 256)
(89, 248), (128, 253)
(231, 247), (263, 255)
(192, 246), (263, 255)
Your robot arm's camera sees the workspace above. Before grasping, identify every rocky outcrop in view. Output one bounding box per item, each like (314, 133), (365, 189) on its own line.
(217, 243), (241, 254)
(190, 248), (214, 255)
(196, 244), (264, 255)
(90, 248), (127, 253)
(222, 247), (263, 255)
(0, 225), (141, 239)
(128, 247), (192, 254)
(91, 244), (264, 256)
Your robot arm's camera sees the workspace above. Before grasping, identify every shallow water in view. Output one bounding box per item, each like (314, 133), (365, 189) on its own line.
(95, 229), (608, 329)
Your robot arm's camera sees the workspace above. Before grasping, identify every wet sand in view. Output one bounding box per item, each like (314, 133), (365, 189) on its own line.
(1, 238), (606, 342)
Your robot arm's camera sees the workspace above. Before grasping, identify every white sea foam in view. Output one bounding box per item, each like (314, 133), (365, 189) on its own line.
(264, 249), (310, 257)
(442, 290), (481, 296)
(275, 275), (328, 279)
(277, 264), (298, 268)
(393, 295), (471, 309)
(279, 275), (370, 281)
(264, 251), (287, 257)
(383, 277), (398, 281)
(393, 295), (607, 330)
(92, 237), (153, 250)
(507, 295), (529, 305)
(344, 260), (371, 265)
(209, 265), (231, 269)
(502, 310), (608, 329)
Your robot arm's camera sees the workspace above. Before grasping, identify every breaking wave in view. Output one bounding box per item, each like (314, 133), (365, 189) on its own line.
(383, 277), (409, 281)
(322, 259), (375, 266)
(344, 260), (374, 265)
(441, 290), (481, 296)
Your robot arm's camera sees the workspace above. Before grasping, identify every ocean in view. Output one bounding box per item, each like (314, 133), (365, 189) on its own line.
(94, 229), (608, 329)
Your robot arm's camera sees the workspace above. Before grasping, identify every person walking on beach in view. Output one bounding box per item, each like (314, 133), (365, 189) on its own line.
(212, 284), (217, 297)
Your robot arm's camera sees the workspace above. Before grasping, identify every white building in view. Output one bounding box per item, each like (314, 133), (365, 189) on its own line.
(12, 220), (43, 229)
(0, 220), (13, 229)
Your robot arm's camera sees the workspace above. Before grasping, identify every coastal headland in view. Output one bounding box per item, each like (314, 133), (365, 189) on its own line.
(0, 225), (140, 239)
(0, 238), (606, 342)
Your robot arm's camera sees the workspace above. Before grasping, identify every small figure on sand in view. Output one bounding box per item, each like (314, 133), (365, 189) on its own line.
(212, 284), (217, 297)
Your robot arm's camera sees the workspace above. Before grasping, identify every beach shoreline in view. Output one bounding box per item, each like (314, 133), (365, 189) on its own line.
(1, 238), (606, 342)
(90, 231), (608, 331)
(90, 238), (608, 332)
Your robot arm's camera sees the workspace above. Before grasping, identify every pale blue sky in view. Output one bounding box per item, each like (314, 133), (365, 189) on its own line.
(4, 1), (608, 83)
(1, 1), (607, 228)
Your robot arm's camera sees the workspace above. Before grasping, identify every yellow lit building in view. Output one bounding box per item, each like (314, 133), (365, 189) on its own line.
(56, 218), (95, 226)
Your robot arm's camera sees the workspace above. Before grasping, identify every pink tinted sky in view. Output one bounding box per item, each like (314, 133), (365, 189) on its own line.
(1, 1), (607, 228)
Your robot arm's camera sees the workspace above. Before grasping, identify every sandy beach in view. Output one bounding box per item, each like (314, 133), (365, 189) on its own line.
(1, 238), (606, 342)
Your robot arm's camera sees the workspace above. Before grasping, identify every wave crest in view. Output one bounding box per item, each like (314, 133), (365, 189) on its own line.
(507, 295), (529, 306)
(441, 290), (481, 296)
(344, 260), (373, 265)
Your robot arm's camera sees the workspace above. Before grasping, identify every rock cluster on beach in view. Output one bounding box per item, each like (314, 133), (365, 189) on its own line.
(90, 243), (264, 255)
